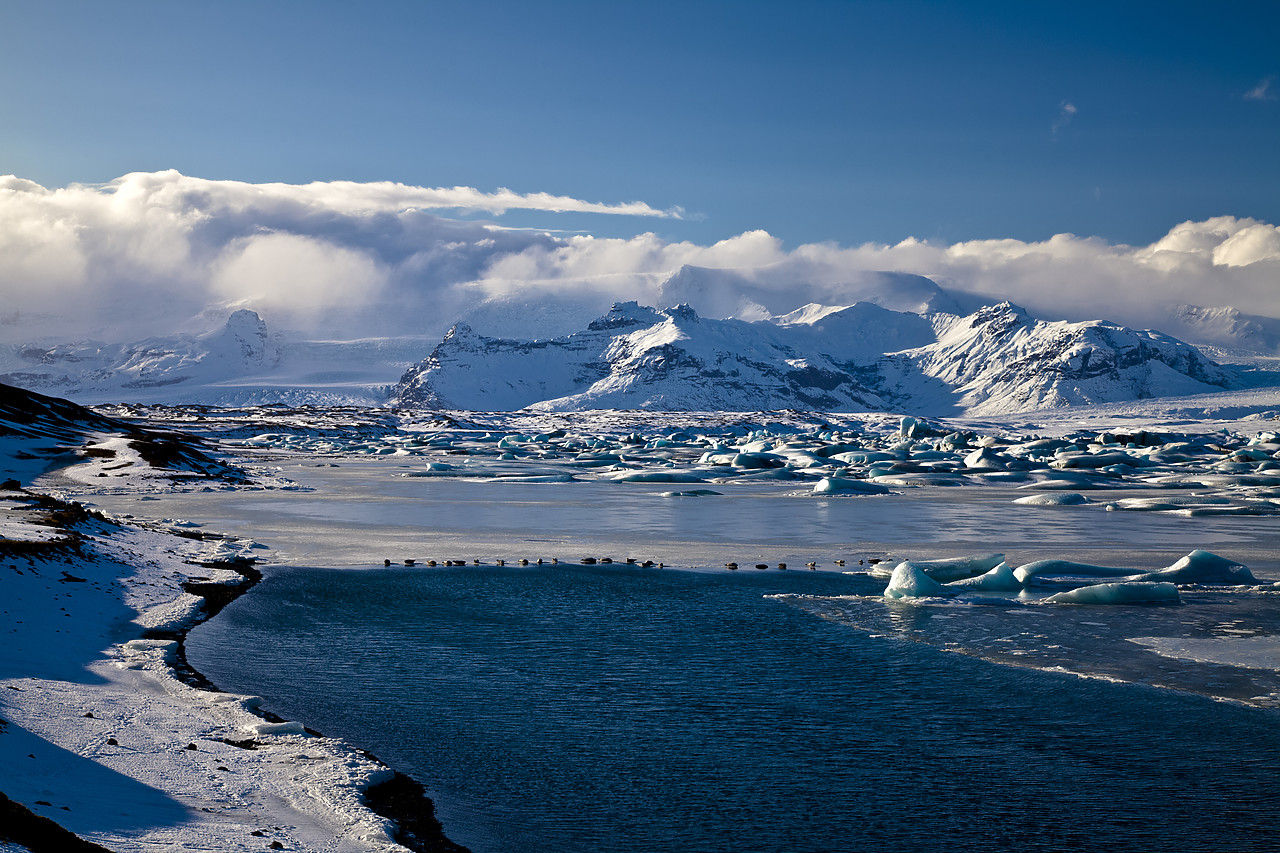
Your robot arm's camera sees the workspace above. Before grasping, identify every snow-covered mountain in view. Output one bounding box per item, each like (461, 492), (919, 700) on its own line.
(390, 301), (1236, 416)
(1, 310), (279, 398)
(0, 282), (1263, 415)
(896, 304), (1234, 414)
(1162, 304), (1280, 355)
(0, 310), (433, 406)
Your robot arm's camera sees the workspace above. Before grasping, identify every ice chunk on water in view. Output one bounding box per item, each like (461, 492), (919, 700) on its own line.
(883, 562), (958, 599)
(946, 562), (1024, 591)
(1012, 492), (1089, 506)
(963, 447), (1011, 470)
(612, 471), (707, 483)
(872, 553), (1004, 581)
(812, 477), (890, 495)
(1128, 550), (1258, 585)
(1044, 582), (1181, 605)
(1014, 559), (1136, 583)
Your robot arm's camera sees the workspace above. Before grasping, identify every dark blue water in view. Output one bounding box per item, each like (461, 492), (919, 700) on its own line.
(188, 564), (1280, 853)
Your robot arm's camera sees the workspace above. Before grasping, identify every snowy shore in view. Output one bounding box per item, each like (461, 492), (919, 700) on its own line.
(0, 385), (464, 853)
(1, 486), (470, 853)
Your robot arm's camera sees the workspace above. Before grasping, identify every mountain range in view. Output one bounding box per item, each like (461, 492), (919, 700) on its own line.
(2, 265), (1277, 415)
(390, 300), (1236, 416)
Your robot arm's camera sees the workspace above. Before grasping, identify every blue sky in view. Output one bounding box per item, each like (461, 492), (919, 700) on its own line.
(3, 0), (1277, 248)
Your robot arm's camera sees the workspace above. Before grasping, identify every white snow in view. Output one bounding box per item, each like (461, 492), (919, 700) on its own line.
(0, 505), (410, 853)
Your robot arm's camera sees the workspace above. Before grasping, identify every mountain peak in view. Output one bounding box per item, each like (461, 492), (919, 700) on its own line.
(587, 302), (664, 332)
(662, 303), (701, 323)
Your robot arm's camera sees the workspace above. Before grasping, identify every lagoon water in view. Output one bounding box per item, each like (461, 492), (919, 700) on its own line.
(151, 461), (1280, 852)
(188, 562), (1280, 853)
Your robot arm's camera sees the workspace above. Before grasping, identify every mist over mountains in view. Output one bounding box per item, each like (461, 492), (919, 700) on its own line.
(2, 284), (1267, 417)
(3, 172), (1279, 414)
(3, 172), (1280, 347)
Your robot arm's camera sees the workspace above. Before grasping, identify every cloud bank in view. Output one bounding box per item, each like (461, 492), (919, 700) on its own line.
(2, 171), (1278, 344)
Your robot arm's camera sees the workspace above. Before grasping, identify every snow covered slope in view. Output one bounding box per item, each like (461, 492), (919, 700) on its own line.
(0, 311), (432, 406)
(0, 382), (245, 486)
(1163, 304), (1280, 355)
(901, 303), (1234, 416)
(391, 301), (1238, 416)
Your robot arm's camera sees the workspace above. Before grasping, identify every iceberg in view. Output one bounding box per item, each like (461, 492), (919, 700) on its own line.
(963, 447), (1012, 470)
(812, 477), (890, 495)
(1014, 559), (1136, 583)
(1012, 493), (1089, 506)
(873, 553), (1005, 581)
(946, 562), (1024, 591)
(883, 562), (959, 599)
(1044, 582), (1181, 605)
(1128, 550), (1257, 585)
(612, 471), (708, 483)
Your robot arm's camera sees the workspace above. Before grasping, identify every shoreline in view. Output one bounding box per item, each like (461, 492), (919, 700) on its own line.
(154, 549), (471, 853)
(0, 483), (469, 853)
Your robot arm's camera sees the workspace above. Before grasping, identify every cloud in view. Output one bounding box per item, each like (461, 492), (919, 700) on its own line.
(93, 170), (683, 219)
(463, 216), (1280, 335)
(1244, 76), (1276, 101)
(1, 171), (1278, 346)
(1051, 101), (1078, 137)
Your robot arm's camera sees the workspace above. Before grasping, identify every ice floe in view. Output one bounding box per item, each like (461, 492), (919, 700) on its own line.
(1043, 582), (1182, 605)
(875, 550), (1264, 605)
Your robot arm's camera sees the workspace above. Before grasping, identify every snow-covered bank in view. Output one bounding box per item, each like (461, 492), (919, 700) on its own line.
(0, 490), (423, 852)
(0, 384), (464, 853)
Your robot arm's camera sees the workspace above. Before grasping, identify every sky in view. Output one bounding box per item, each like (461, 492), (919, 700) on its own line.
(1, 1), (1278, 341)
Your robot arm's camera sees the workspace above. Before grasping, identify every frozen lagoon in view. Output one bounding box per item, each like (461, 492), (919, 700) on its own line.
(69, 411), (1280, 852)
(91, 457), (1280, 709)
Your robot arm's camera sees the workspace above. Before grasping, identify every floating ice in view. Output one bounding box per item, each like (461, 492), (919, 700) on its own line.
(874, 553), (1005, 582)
(1014, 559), (1134, 583)
(1053, 450), (1154, 469)
(1043, 582), (1181, 605)
(812, 476), (890, 495)
(963, 447), (1011, 470)
(1012, 492), (1089, 506)
(1104, 496), (1233, 512)
(883, 562), (958, 599)
(1127, 550), (1258, 585)
(612, 471), (707, 483)
(946, 562), (1024, 591)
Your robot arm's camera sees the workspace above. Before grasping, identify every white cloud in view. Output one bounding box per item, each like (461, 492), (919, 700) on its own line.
(211, 232), (388, 319)
(1052, 101), (1078, 137)
(92, 170), (683, 218)
(1244, 76), (1275, 101)
(1, 171), (1278, 345)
